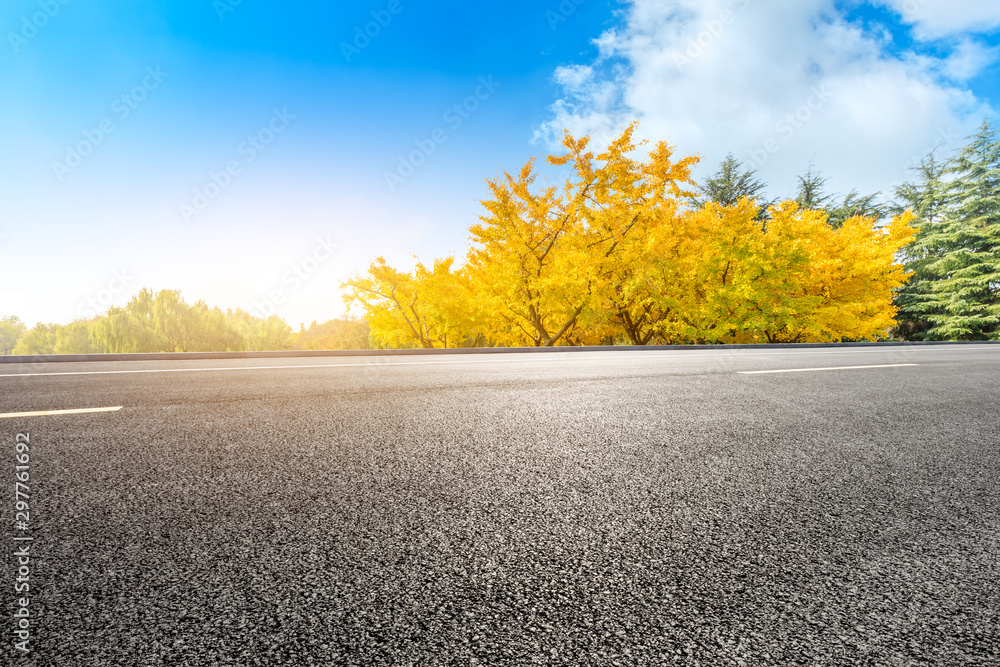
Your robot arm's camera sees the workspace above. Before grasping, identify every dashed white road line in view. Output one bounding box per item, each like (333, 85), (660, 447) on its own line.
(739, 364), (919, 375)
(0, 406), (123, 419)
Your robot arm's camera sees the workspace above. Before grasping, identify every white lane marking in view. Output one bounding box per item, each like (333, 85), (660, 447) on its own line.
(740, 364), (919, 375)
(0, 406), (123, 419)
(0, 344), (988, 378)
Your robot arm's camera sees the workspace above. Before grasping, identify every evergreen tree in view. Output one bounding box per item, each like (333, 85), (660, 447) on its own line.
(892, 153), (950, 339)
(691, 154), (771, 220)
(794, 163), (886, 228)
(902, 120), (1000, 340)
(793, 163), (835, 212)
(827, 190), (889, 229)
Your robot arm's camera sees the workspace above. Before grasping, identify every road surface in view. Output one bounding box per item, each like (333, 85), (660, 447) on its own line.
(2, 345), (998, 665)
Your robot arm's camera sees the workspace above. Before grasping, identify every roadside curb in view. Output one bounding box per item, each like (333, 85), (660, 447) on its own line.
(2, 340), (997, 364)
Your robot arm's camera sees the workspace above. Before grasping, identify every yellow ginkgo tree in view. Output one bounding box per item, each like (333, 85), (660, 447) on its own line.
(653, 200), (916, 344)
(343, 123), (916, 348)
(343, 256), (476, 348)
(468, 122), (700, 346)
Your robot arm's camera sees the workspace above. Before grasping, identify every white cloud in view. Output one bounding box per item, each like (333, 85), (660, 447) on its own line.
(939, 39), (1000, 80)
(553, 64), (594, 88)
(536, 0), (993, 201)
(877, 0), (1000, 38)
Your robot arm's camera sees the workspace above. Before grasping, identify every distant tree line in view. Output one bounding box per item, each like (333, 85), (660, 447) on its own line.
(2, 289), (370, 355)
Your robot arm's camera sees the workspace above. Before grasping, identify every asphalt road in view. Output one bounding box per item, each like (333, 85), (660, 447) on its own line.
(2, 345), (998, 666)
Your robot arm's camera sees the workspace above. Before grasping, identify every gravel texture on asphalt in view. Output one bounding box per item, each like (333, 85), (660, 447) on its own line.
(2, 346), (998, 666)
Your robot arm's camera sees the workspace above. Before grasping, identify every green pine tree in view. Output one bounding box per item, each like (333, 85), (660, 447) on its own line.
(692, 153), (772, 220)
(892, 152), (950, 339)
(827, 190), (889, 229)
(793, 163), (835, 212)
(908, 120), (1000, 339)
(794, 163), (886, 229)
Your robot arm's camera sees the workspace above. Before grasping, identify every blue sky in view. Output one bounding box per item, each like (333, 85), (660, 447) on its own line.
(2, 0), (999, 328)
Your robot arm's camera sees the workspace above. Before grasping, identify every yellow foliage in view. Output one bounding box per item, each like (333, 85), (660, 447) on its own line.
(343, 256), (478, 348)
(343, 123), (916, 348)
(652, 201), (916, 343)
(467, 122), (699, 346)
